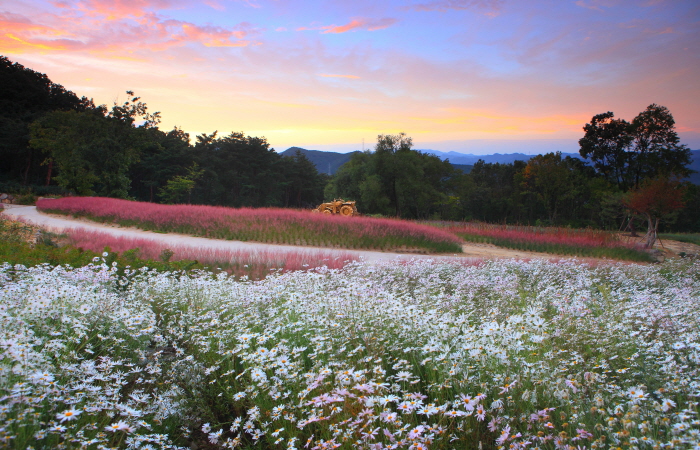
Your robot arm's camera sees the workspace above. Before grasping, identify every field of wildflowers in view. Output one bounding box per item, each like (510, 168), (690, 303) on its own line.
(2, 256), (698, 449)
(64, 228), (356, 279)
(36, 197), (463, 254)
(432, 222), (653, 262)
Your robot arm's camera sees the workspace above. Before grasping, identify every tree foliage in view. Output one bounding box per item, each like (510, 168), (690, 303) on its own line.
(29, 93), (160, 198)
(579, 104), (692, 190)
(0, 55), (92, 184)
(326, 134), (457, 219)
(624, 178), (686, 248)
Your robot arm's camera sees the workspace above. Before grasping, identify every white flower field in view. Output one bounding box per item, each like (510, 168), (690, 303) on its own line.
(1, 257), (699, 449)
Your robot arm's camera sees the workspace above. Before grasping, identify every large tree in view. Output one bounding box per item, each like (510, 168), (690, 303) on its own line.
(326, 134), (458, 219)
(29, 92), (160, 197)
(579, 104), (692, 190)
(0, 55), (93, 185)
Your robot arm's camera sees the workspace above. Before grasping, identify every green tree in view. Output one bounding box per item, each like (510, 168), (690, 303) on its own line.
(0, 55), (93, 185)
(29, 92), (160, 197)
(327, 134), (459, 219)
(579, 104), (692, 190)
(578, 112), (632, 189)
(129, 127), (194, 202)
(281, 150), (325, 208)
(191, 132), (283, 207)
(158, 163), (204, 204)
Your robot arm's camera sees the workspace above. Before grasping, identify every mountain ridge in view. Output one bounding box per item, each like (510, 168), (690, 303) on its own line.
(280, 147), (700, 183)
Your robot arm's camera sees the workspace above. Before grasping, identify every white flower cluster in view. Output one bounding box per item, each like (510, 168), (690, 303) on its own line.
(0, 257), (699, 449)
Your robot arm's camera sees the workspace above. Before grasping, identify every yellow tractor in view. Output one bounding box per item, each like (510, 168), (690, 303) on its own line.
(312, 199), (358, 216)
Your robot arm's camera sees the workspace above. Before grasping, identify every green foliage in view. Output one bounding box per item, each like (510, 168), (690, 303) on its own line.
(0, 55), (93, 185)
(579, 104), (692, 190)
(28, 92), (161, 198)
(327, 133), (458, 219)
(659, 233), (700, 246)
(0, 213), (205, 273)
(458, 232), (654, 262)
(158, 162), (204, 204)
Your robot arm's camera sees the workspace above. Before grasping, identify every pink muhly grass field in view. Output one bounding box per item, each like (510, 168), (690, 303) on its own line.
(38, 197), (463, 253)
(64, 228), (356, 278)
(441, 222), (633, 249)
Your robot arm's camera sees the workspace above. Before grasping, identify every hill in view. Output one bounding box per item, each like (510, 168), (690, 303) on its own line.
(279, 147), (359, 175)
(688, 150), (700, 185)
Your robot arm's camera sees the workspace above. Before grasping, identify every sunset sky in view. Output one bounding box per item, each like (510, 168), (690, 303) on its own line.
(2, 0), (699, 154)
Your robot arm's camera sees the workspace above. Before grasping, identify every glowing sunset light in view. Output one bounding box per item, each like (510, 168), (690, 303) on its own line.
(1, 0), (698, 153)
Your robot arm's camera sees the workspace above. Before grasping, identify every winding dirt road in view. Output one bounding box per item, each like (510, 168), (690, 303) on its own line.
(8, 204), (690, 264)
(3, 205), (495, 264)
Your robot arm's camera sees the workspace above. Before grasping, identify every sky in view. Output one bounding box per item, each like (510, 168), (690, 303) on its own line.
(1, 0), (699, 154)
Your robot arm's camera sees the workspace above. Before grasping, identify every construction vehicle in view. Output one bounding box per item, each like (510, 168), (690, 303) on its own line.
(312, 199), (358, 216)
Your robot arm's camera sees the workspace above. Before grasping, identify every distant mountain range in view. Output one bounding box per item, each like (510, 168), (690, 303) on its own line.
(280, 147), (700, 184)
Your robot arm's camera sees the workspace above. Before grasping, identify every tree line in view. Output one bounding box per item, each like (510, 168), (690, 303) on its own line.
(1, 55), (698, 234)
(0, 56), (325, 209)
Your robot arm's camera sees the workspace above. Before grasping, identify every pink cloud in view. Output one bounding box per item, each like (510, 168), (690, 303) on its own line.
(298, 17), (397, 34)
(318, 73), (360, 79)
(58, 0), (178, 20)
(1, 7), (257, 54)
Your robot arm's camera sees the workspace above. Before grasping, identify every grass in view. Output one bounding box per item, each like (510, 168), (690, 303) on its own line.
(0, 212), (357, 280)
(37, 197), (464, 254)
(1, 256), (698, 449)
(659, 232), (700, 246)
(64, 228), (357, 279)
(428, 221), (654, 262)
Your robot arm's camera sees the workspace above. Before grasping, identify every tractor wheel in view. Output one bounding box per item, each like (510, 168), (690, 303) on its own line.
(323, 208), (333, 214)
(339, 205), (354, 216)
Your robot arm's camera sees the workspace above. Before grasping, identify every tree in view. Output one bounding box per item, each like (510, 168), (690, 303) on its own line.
(579, 104), (692, 190)
(326, 134), (459, 219)
(158, 163), (204, 204)
(281, 150), (325, 208)
(628, 104), (692, 187)
(374, 133), (414, 216)
(578, 112), (632, 189)
(29, 92), (160, 197)
(191, 132), (283, 207)
(0, 56), (93, 185)
(624, 177), (686, 248)
(521, 152), (574, 224)
(129, 127), (194, 202)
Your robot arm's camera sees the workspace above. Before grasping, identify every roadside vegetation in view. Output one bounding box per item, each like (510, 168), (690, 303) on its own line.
(0, 212), (355, 279)
(659, 232), (700, 246)
(37, 197), (464, 254)
(432, 222), (655, 262)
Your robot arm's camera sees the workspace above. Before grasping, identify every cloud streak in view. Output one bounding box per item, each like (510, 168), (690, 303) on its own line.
(298, 17), (397, 34)
(409, 0), (503, 14)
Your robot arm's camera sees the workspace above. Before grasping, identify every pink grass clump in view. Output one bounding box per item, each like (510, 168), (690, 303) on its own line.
(38, 197), (463, 253)
(64, 228), (357, 278)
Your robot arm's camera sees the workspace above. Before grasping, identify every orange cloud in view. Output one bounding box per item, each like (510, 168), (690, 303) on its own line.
(0, 8), (257, 55)
(3, 33), (67, 51)
(59, 0), (176, 20)
(299, 17), (397, 34)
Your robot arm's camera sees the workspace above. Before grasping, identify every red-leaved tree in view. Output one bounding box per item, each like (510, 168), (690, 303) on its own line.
(624, 178), (686, 249)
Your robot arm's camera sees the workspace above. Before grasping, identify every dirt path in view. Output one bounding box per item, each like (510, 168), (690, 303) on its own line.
(2, 205), (477, 264)
(6, 205), (691, 264)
